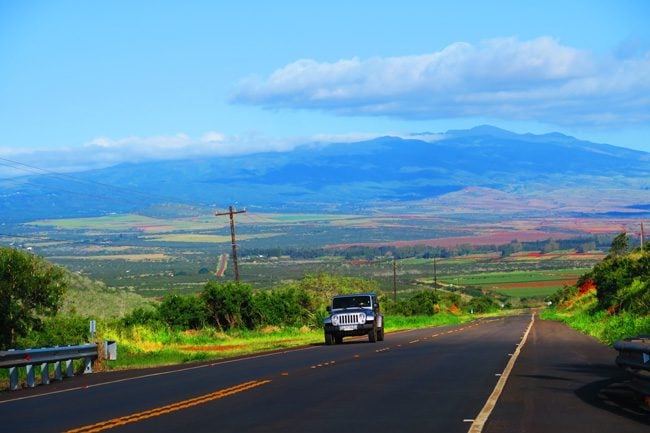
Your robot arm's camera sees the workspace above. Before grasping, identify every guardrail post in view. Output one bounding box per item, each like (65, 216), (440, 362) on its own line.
(83, 356), (93, 374)
(53, 360), (62, 380)
(25, 364), (35, 388)
(41, 362), (50, 385)
(9, 366), (19, 391)
(2, 343), (101, 390)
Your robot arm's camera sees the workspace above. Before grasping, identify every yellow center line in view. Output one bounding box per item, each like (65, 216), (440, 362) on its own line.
(64, 380), (271, 433)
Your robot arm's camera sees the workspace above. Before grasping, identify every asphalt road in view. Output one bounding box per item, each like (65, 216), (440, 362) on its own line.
(1, 315), (647, 433)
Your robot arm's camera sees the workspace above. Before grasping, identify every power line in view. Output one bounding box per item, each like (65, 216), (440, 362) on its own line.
(0, 156), (203, 208)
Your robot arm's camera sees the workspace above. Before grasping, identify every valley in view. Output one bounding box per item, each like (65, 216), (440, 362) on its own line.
(0, 210), (632, 303)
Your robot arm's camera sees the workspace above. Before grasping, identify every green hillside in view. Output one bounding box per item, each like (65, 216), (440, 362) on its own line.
(543, 239), (650, 343)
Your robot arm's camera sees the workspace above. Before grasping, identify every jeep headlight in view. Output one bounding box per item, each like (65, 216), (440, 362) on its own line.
(358, 312), (366, 324)
(332, 315), (339, 326)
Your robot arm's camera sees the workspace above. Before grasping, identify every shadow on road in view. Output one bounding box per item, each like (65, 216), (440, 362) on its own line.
(561, 362), (650, 426)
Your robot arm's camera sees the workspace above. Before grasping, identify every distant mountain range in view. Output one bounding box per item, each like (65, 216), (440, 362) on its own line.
(2, 125), (649, 222)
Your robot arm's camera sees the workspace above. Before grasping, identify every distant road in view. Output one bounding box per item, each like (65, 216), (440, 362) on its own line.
(1, 316), (646, 433)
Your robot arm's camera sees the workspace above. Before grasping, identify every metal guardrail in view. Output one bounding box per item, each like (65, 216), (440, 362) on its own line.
(614, 335), (650, 398)
(0, 341), (116, 391)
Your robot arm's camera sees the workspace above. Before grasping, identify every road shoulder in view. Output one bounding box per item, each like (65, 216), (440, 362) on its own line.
(483, 318), (649, 433)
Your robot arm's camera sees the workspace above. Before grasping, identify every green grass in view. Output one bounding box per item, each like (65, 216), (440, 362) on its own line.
(0, 311), (475, 391)
(384, 314), (469, 330)
(94, 312), (473, 370)
(541, 291), (650, 344)
(447, 269), (584, 285)
(491, 286), (565, 297)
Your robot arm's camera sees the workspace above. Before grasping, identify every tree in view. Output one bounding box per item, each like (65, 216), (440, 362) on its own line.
(609, 232), (629, 256)
(158, 294), (207, 330)
(0, 247), (67, 349)
(202, 281), (255, 330)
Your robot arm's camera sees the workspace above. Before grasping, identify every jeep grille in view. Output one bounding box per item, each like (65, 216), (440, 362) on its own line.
(337, 313), (364, 325)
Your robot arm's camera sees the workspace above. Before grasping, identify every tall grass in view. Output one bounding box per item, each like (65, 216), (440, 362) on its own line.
(95, 312), (471, 370)
(541, 291), (650, 344)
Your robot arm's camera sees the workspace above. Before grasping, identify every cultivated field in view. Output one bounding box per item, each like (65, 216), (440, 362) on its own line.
(1, 211), (630, 301)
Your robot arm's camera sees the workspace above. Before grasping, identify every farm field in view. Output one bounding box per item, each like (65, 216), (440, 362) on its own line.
(439, 269), (589, 298)
(0, 211), (631, 301)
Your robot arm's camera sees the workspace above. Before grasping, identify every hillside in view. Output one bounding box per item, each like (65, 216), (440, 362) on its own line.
(544, 244), (650, 343)
(1, 125), (649, 222)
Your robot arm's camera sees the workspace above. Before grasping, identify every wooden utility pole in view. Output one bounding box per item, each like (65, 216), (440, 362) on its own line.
(393, 259), (397, 303)
(642, 222), (645, 250)
(215, 206), (247, 283)
(433, 256), (437, 291)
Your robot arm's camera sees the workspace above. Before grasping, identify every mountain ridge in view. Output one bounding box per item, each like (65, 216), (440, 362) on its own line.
(1, 126), (649, 222)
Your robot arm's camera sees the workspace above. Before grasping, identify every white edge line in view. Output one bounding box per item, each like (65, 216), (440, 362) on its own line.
(467, 313), (535, 433)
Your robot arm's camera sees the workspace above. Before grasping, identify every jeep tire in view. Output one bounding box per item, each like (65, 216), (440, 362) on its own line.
(368, 327), (377, 343)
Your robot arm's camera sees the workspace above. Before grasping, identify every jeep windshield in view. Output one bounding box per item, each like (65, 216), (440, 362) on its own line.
(332, 296), (371, 309)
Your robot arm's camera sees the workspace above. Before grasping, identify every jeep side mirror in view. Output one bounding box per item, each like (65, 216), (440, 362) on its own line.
(326, 306), (331, 313)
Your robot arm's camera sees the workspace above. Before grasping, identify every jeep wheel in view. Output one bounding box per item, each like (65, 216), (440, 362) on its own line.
(377, 328), (385, 341)
(368, 328), (377, 343)
(325, 332), (334, 345)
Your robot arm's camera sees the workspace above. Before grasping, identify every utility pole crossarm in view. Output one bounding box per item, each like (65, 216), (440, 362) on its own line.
(215, 206), (247, 283)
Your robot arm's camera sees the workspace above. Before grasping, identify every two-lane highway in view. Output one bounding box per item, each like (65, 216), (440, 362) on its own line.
(2, 315), (532, 433)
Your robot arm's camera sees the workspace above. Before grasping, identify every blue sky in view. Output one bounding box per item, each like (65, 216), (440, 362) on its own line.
(1, 0), (649, 172)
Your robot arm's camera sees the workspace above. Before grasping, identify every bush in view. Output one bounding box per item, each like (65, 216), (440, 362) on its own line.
(613, 279), (649, 314)
(0, 247), (68, 349)
(158, 294), (207, 330)
(466, 296), (499, 314)
(590, 256), (635, 308)
(121, 307), (161, 327)
(15, 315), (90, 349)
(252, 287), (315, 328)
(385, 290), (441, 316)
(202, 282), (255, 330)
(296, 272), (378, 306)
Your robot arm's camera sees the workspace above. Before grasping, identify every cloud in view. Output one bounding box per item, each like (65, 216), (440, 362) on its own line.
(0, 132), (318, 177)
(231, 36), (650, 126)
(0, 129), (450, 178)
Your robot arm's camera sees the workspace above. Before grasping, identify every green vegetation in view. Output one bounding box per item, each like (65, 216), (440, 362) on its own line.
(3, 221), (641, 378)
(0, 246), (68, 348)
(8, 212), (616, 296)
(543, 234), (650, 344)
(2, 259), (478, 374)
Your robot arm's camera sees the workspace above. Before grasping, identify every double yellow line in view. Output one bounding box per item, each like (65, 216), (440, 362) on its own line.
(65, 380), (271, 433)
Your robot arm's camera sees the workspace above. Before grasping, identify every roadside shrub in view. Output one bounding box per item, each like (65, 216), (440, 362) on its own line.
(202, 282), (255, 330)
(548, 284), (578, 307)
(466, 295), (499, 314)
(296, 272), (378, 306)
(253, 287), (315, 328)
(15, 315), (90, 349)
(590, 255), (634, 308)
(385, 290), (441, 316)
(158, 294), (207, 330)
(121, 307), (162, 327)
(613, 279), (649, 314)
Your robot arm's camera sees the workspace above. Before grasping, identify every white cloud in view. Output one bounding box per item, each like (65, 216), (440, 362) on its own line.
(231, 36), (650, 126)
(0, 132), (310, 177)
(0, 129), (452, 178)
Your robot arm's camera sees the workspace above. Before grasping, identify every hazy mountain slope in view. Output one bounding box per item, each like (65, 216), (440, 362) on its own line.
(1, 126), (649, 222)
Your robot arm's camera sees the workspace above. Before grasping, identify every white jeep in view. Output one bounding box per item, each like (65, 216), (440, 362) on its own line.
(323, 293), (384, 345)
